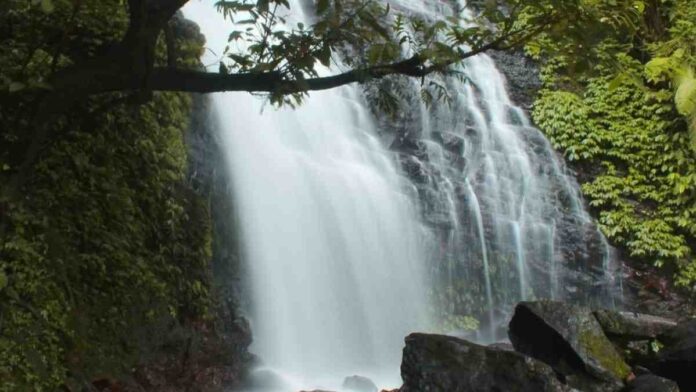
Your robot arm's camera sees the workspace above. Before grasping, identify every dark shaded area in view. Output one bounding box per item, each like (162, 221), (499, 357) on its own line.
(509, 304), (589, 381)
(652, 333), (696, 391)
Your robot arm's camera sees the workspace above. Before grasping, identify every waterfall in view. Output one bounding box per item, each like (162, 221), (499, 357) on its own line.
(185, 0), (622, 389)
(184, 2), (433, 391)
(383, 1), (622, 341)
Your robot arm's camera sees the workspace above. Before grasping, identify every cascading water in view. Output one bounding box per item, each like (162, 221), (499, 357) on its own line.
(186, 0), (622, 389)
(378, 0), (622, 341)
(184, 2), (433, 391)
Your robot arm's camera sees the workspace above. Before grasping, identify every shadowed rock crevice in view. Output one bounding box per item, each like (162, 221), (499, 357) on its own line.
(509, 302), (630, 391)
(508, 304), (588, 381)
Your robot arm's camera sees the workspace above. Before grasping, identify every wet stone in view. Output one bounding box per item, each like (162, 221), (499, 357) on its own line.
(342, 375), (378, 392)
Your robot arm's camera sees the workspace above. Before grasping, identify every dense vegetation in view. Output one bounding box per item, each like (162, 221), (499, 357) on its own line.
(0, 2), (212, 389)
(530, 0), (696, 289)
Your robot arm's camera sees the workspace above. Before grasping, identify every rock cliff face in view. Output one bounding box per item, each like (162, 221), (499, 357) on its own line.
(376, 31), (694, 327)
(488, 49), (542, 111)
(185, 93), (255, 389)
(99, 96), (253, 392)
(363, 45), (620, 336)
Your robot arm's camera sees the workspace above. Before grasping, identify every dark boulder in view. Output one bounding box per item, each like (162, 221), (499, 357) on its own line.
(389, 134), (427, 159)
(342, 375), (378, 392)
(400, 333), (570, 392)
(508, 301), (630, 391)
(662, 319), (696, 345)
(652, 332), (696, 391)
(622, 339), (661, 367)
(431, 131), (466, 156)
(399, 155), (429, 184)
(626, 374), (680, 392)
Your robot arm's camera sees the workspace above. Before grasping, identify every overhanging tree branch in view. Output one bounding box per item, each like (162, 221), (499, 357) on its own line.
(147, 45), (483, 94)
(80, 22), (535, 96)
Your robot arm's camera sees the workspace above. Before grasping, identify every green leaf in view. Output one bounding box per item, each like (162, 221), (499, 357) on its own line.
(9, 82), (25, 92)
(358, 10), (390, 40)
(316, 45), (331, 67)
(316, 0), (329, 14)
(40, 0), (54, 13)
(256, 0), (269, 13)
(675, 72), (696, 116)
(633, 1), (645, 13)
(644, 57), (673, 82)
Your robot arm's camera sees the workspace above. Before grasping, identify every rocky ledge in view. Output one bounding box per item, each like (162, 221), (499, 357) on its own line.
(396, 301), (693, 392)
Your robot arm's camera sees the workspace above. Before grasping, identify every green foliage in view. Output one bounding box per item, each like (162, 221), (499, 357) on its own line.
(0, 1), (211, 390)
(644, 0), (696, 149)
(210, 0), (645, 107)
(531, 1), (696, 287)
(214, 0), (491, 105)
(1, 95), (212, 391)
(0, 0), (129, 93)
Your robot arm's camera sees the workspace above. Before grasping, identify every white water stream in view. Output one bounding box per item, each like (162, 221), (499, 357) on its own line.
(185, 2), (433, 390)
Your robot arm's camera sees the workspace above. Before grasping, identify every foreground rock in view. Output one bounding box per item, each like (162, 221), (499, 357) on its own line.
(342, 375), (378, 392)
(299, 390), (334, 392)
(627, 374), (679, 392)
(509, 301), (630, 391)
(400, 333), (569, 392)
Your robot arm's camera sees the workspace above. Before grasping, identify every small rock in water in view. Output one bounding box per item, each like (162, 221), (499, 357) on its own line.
(299, 390), (335, 392)
(342, 375), (378, 392)
(247, 368), (291, 390)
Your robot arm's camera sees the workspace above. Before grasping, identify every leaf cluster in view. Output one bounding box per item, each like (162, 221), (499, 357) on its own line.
(211, 0), (612, 105)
